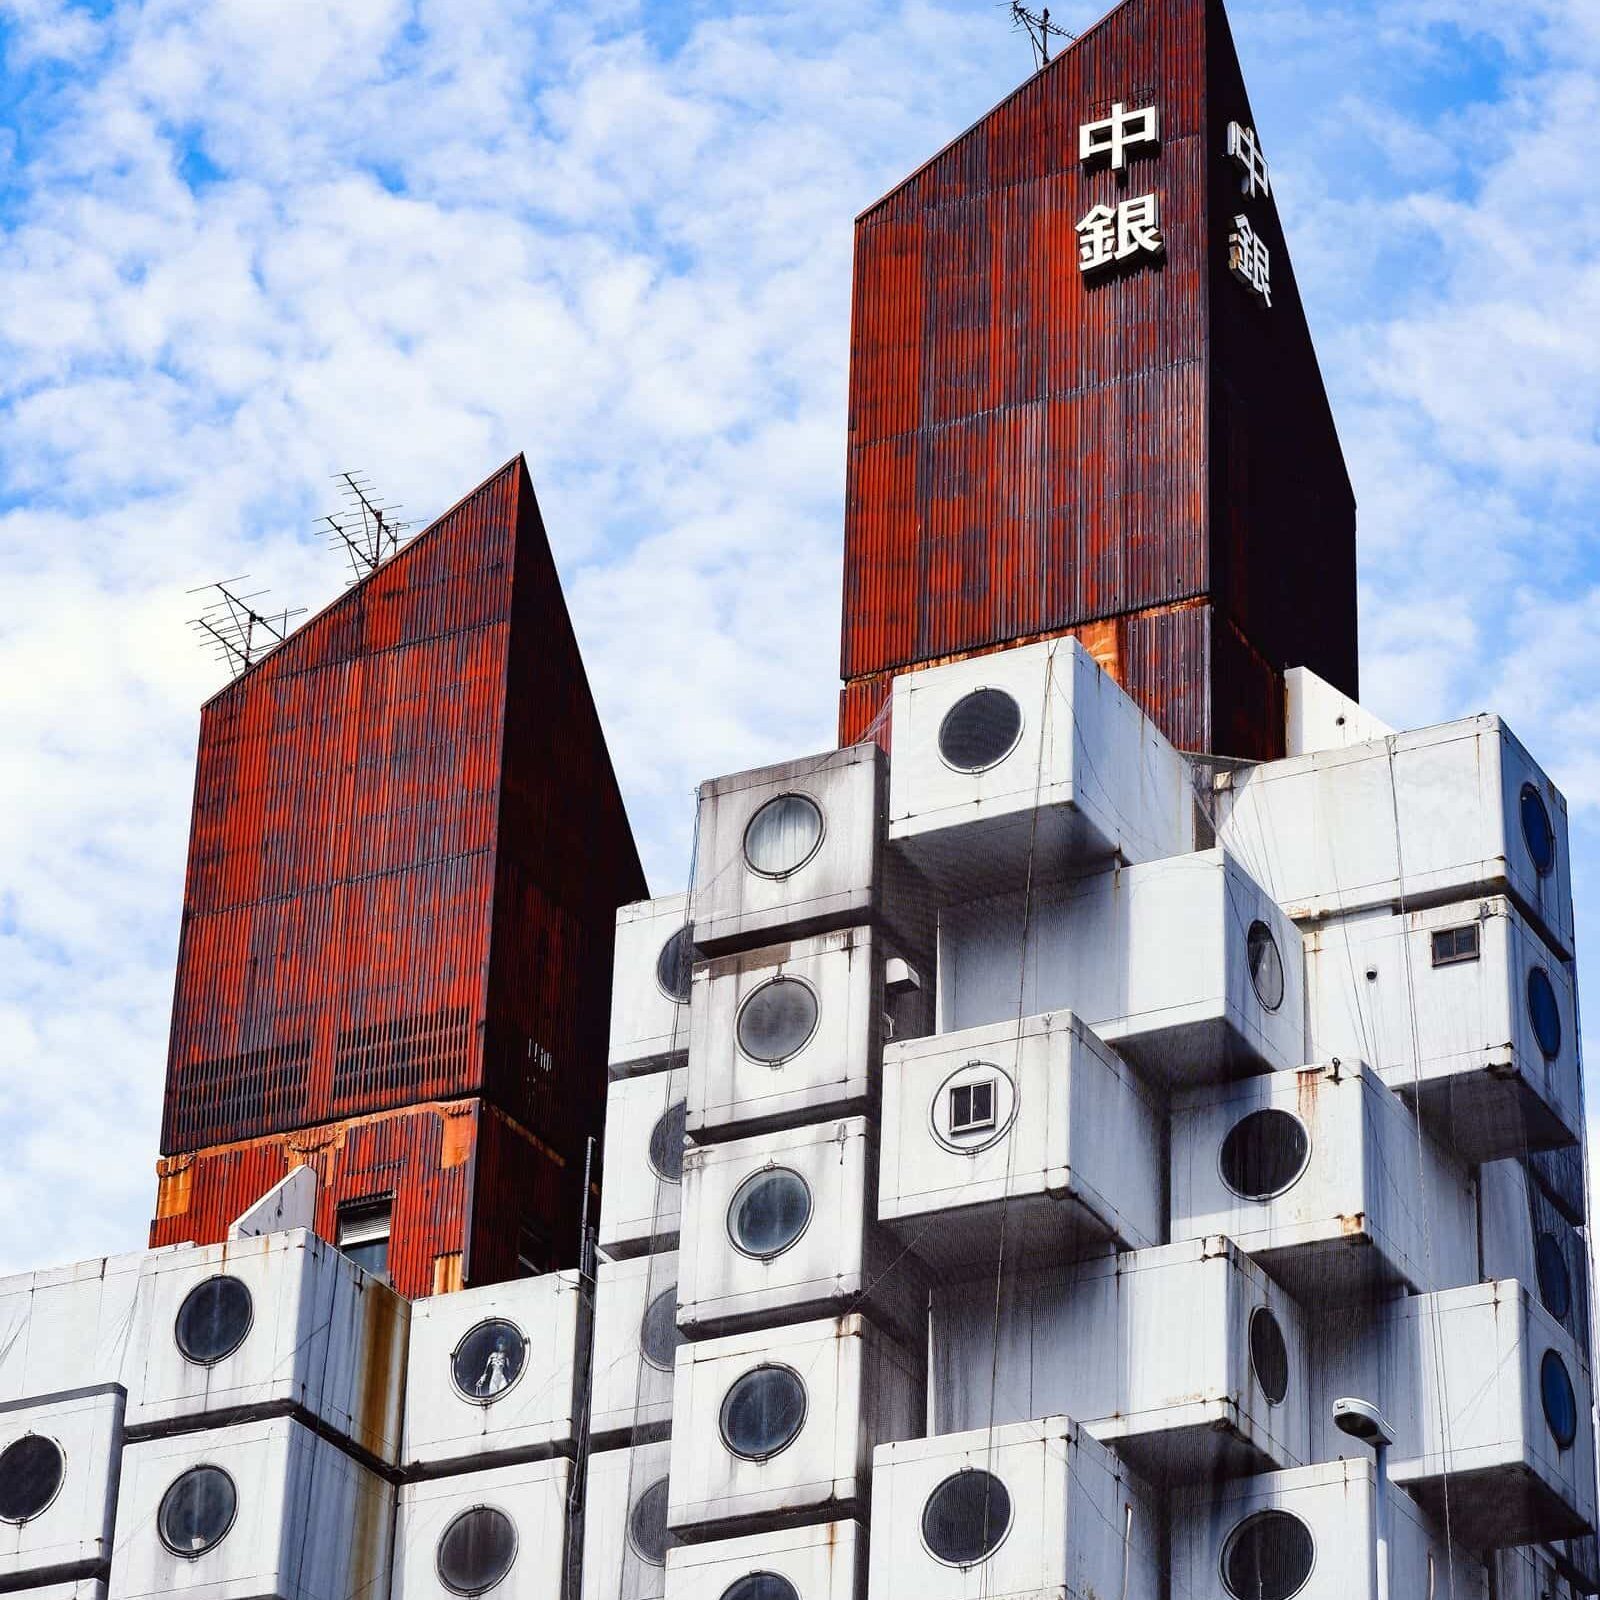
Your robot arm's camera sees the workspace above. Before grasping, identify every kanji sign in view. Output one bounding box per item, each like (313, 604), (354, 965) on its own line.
(1079, 102), (1160, 170)
(1226, 121), (1271, 199)
(1077, 194), (1165, 274)
(1229, 213), (1272, 306)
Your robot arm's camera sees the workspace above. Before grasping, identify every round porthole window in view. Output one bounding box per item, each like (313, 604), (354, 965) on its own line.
(157, 1466), (238, 1559)
(627, 1478), (671, 1567)
(174, 1275), (254, 1366)
(719, 1366), (807, 1462)
(735, 978), (819, 1065)
(937, 689), (1024, 774)
(1522, 784), (1557, 879)
(1247, 921), (1286, 1012)
(640, 1288), (682, 1373)
(1536, 1232), (1574, 1324)
(656, 925), (695, 1004)
(1541, 1350), (1579, 1449)
(1220, 1510), (1315, 1600)
(1219, 1110), (1311, 1202)
(648, 1101), (688, 1183)
(451, 1318), (528, 1404)
(0, 1435), (65, 1524)
(719, 1575), (801, 1600)
(1528, 968), (1562, 1060)
(743, 794), (825, 880)
(728, 1168), (812, 1259)
(1249, 1308), (1290, 1406)
(920, 1469), (1013, 1567)
(436, 1506), (518, 1597)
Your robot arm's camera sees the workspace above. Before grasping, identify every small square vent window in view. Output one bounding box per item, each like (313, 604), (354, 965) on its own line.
(337, 1197), (393, 1283)
(949, 1080), (997, 1136)
(1431, 925), (1481, 968)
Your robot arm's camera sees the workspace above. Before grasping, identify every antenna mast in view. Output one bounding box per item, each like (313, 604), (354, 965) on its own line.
(1008, 1), (1074, 69)
(188, 579), (306, 680)
(324, 472), (415, 584)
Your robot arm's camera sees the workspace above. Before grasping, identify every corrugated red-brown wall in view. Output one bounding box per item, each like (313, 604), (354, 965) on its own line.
(838, 0), (1355, 758)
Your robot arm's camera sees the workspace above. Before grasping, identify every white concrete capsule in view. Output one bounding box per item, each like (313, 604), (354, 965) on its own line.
(938, 848), (1304, 1083)
(1493, 1545), (1588, 1600)
(590, 1253), (681, 1449)
(1306, 896), (1581, 1161)
(611, 894), (696, 1079)
(1480, 1159), (1590, 1352)
(1212, 712), (1573, 957)
(1170, 1061), (1477, 1300)
(401, 1271), (588, 1475)
(663, 1521), (864, 1600)
(124, 1231), (408, 1466)
(0, 1386), (123, 1589)
(0, 1249), (152, 1404)
(1172, 1459), (1487, 1600)
(878, 1011), (1162, 1268)
(667, 1315), (922, 1538)
(1311, 1279), (1598, 1548)
(109, 1417), (393, 1600)
(582, 1441), (673, 1600)
(868, 1417), (1162, 1600)
(687, 930), (882, 1142)
(887, 636), (1191, 896)
(393, 1458), (571, 1600)
(18, 1583), (107, 1600)
(600, 1068), (689, 1260)
(930, 1238), (1308, 1482)
(677, 1118), (925, 1342)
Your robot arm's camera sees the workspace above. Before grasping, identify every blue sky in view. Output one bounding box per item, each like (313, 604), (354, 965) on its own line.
(0, 0), (1597, 1271)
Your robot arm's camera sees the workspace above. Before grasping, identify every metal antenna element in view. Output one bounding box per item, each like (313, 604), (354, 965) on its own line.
(188, 579), (306, 679)
(323, 472), (415, 584)
(1007, 1), (1074, 69)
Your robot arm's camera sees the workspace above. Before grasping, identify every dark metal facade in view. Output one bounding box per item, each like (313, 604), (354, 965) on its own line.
(156, 456), (644, 1287)
(838, 0), (1355, 759)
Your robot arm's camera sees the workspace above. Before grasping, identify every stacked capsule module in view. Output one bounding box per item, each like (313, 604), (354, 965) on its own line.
(582, 638), (1597, 1600)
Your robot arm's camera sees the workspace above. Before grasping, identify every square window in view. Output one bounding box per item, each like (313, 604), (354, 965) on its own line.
(1431, 925), (1481, 967)
(950, 1079), (997, 1135)
(337, 1196), (392, 1283)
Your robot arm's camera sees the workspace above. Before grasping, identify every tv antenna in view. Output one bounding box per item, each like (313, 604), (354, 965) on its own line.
(323, 472), (415, 584)
(188, 579), (306, 679)
(1007, 2), (1074, 69)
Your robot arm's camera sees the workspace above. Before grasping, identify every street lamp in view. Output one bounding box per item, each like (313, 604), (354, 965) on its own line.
(1333, 1397), (1395, 1600)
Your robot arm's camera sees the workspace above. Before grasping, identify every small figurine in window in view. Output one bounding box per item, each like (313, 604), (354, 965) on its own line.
(475, 1337), (513, 1397)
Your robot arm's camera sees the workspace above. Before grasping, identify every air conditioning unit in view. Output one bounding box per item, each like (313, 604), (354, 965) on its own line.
(600, 1068), (689, 1260)
(1480, 1158), (1590, 1352)
(591, 1253), (681, 1449)
(929, 1238), (1308, 1481)
(1307, 896), (1581, 1161)
(938, 848), (1305, 1083)
(1310, 1279), (1598, 1547)
(0, 1248), (149, 1404)
(401, 1270), (589, 1475)
(662, 1520), (863, 1600)
(582, 1441), (673, 1600)
(0, 1385), (123, 1589)
(394, 1457), (571, 1600)
(878, 1010), (1162, 1269)
(109, 1417), (393, 1600)
(869, 1417), (1161, 1600)
(692, 744), (931, 962)
(1213, 712), (1573, 957)
(667, 1314), (922, 1538)
(611, 894), (696, 1078)
(1170, 1061), (1477, 1300)
(886, 636), (1191, 896)
(687, 929), (885, 1142)
(1172, 1459), (1488, 1600)
(677, 1118), (924, 1343)
(124, 1230), (408, 1466)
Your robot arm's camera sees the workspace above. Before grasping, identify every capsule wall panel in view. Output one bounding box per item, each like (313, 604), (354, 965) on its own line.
(887, 638), (1191, 897)
(687, 931), (882, 1142)
(591, 1253), (681, 1449)
(1307, 897), (1581, 1161)
(663, 1521), (863, 1600)
(1170, 1061), (1477, 1301)
(879, 1010), (1161, 1268)
(938, 849), (1304, 1083)
(677, 1118), (925, 1342)
(868, 1418), (1161, 1600)
(1480, 1159), (1591, 1352)
(600, 1070), (689, 1260)
(1213, 713), (1573, 956)
(19, 1581), (107, 1600)
(0, 1250), (150, 1404)
(401, 1270), (588, 1475)
(610, 895), (695, 1079)
(110, 1417), (393, 1600)
(0, 1386), (123, 1588)
(667, 1314), (922, 1538)
(582, 1441), (673, 1600)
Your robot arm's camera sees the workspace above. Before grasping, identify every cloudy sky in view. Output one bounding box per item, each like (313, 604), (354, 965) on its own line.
(0, 0), (1596, 1273)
